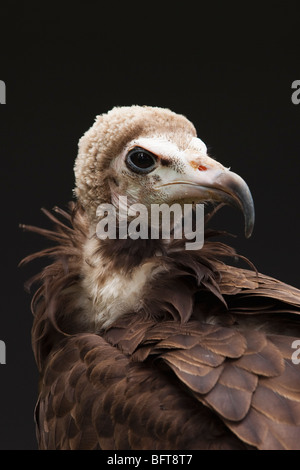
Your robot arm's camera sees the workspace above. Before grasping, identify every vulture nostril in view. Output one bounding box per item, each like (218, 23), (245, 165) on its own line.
(189, 160), (208, 171)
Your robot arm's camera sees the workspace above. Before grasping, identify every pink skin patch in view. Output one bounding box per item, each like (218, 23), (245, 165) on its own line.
(189, 160), (208, 171)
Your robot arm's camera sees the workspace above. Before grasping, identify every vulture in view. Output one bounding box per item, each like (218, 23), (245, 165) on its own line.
(21, 105), (300, 450)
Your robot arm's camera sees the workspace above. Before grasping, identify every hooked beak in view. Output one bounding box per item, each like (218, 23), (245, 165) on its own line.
(156, 168), (255, 238)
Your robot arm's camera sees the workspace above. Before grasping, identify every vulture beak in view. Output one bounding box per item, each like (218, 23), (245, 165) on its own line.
(157, 168), (255, 238)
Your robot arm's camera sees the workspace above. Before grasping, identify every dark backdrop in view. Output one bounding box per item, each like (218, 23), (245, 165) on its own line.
(0, 2), (299, 450)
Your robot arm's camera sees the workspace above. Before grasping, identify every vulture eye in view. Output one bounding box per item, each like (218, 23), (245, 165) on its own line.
(126, 147), (157, 174)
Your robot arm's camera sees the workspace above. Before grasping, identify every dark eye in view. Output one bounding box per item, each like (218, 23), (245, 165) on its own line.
(125, 147), (157, 174)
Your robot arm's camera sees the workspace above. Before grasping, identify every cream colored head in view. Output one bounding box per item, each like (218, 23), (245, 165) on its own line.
(74, 106), (198, 218)
(74, 105), (254, 236)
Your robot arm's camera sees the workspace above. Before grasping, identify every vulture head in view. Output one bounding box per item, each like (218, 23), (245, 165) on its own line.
(74, 105), (254, 236)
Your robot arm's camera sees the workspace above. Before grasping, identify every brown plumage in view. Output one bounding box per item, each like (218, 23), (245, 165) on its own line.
(21, 106), (300, 450)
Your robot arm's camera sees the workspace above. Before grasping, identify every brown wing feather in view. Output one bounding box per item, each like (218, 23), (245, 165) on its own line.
(104, 313), (300, 450)
(36, 333), (249, 450)
(219, 263), (300, 309)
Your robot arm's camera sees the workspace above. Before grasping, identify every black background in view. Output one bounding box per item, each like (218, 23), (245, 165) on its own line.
(0, 1), (300, 450)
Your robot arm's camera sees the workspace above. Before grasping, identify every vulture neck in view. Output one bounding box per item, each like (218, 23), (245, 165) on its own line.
(82, 231), (169, 330)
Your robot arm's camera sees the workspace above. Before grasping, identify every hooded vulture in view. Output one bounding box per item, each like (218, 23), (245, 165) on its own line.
(21, 105), (300, 450)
